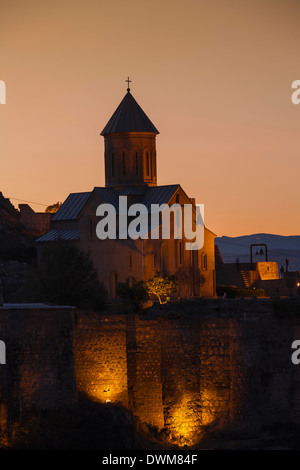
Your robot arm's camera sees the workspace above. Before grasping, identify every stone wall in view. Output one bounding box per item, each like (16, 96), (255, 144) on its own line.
(73, 309), (297, 443)
(0, 305), (77, 436)
(0, 302), (299, 447)
(73, 312), (128, 406)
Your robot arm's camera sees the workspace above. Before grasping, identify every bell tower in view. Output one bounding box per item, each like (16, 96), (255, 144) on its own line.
(100, 79), (159, 191)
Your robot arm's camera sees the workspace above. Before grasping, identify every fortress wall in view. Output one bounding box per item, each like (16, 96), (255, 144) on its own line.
(228, 319), (293, 433)
(73, 312), (296, 440)
(127, 316), (164, 429)
(0, 305), (76, 438)
(0, 305), (298, 445)
(199, 319), (231, 428)
(160, 319), (201, 444)
(74, 312), (128, 406)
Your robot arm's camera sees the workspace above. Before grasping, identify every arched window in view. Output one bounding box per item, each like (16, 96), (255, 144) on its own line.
(122, 152), (126, 176)
(201, 253), (207, 270)
(146, 151), (150, 176)
(135, 152), (139, 176)
(178, 240), (183, 265)
(160, 243), (168, 275)
(111, 152), (115, 178)
(88, 219), (95, 240)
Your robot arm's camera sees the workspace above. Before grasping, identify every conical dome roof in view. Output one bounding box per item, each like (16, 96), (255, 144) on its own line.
(101, 91), (159, 136)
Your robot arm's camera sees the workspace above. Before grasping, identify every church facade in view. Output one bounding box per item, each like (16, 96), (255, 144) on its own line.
(37, 86), (216, 300)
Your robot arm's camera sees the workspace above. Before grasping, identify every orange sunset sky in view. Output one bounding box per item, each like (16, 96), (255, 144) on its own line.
(1, 0), (300, 237)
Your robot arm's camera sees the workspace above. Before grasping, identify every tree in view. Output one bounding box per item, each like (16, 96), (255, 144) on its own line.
(34, 239), (107, 310)
(117, 277), (149, 312)
(145, 272), (177, 304)
(45, 202), (62, 213)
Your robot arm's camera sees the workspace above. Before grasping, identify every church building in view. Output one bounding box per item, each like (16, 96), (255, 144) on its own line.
(37, 83), (217, 300)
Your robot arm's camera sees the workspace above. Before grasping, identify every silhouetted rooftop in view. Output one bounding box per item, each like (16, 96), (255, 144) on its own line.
(100, 91), (159, 135)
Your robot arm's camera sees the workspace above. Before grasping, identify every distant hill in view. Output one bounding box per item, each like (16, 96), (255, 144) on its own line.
(215, 233), (300, 272)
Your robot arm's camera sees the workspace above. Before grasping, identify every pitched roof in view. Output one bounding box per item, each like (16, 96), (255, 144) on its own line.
(52, 192), (91, 221)
(141, 185), (180, 210)
(100, 91), (159, 135)
(49, 185), (181, 223)
(94, 187), (120, 209)
(36, 226), (79, 243)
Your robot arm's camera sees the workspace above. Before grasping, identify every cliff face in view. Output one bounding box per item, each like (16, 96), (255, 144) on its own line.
(0, 192), (38, 302)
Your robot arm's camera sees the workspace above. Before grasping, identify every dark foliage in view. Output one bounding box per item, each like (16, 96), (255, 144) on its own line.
(216, 285), (265, 298)
(4, 397), (165, 450)
(117, 277), (149, 312)
(34, 240), (107, 310)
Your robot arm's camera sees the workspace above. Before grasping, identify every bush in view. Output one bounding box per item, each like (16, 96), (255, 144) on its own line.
(33, 240), (107, 310)
(216, 285), (265, 298)
(117, 278), (149, 312)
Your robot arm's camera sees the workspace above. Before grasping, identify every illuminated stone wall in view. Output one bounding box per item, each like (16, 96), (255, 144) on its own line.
(199, 319), (231, 429)
(74, 312), (128, 406)
(73, 310), (296, 443)
(160, 320), (201, 444)
(0, 305), (298, 446)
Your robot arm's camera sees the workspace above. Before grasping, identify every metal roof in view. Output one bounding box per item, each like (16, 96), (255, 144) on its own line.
(36, 226), (79, 243)
(42, 185), (180, 228)
(50, 188), (120, 222)
(118, 185), (180, 238)
(52, 192), (91, 221)
(100, 91), (159, 135)
(141, 185), (179, 210)
(94, 187), (120, 209)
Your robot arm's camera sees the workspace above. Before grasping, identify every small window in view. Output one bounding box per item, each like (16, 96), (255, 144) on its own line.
(111, 153), (115, 177)
(128, 254), (132, 269)
(146, 151), (150, 176)
(153, 253), (157, 269)
(88, 219), (95, 240)
(201, 253), (207, 270)
(178, 241), (183, 265)
(122, 152), (126, 176)
(135, 152), (139, 176)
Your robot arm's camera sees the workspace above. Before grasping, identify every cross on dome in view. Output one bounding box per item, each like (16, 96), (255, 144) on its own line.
(126, 76), (131, 92)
